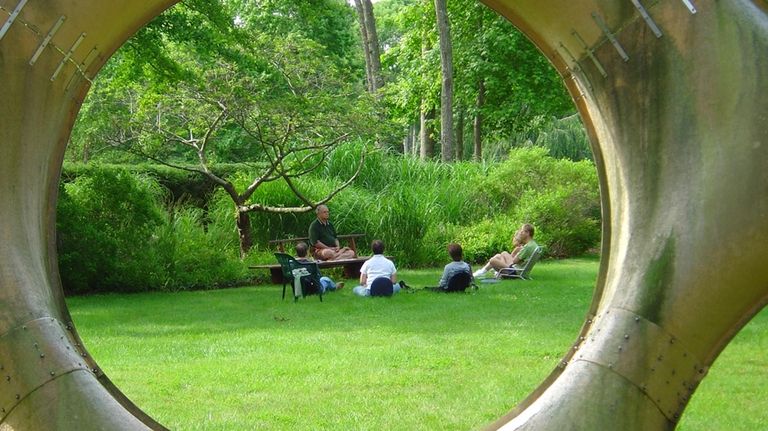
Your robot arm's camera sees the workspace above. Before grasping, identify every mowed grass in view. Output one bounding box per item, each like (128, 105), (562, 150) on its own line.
(66, 257), (767, 430)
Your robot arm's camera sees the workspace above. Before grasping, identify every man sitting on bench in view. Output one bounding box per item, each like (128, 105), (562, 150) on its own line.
(308, 204), (357, 261)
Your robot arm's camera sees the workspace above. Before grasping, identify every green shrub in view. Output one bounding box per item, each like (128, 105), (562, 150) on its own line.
(57, 167), (167, 293)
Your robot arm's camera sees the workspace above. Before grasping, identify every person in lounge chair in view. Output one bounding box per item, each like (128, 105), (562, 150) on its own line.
(473, 223), (538, 278)
(294, 242), (344, 293)
(308, 205), (356, 261)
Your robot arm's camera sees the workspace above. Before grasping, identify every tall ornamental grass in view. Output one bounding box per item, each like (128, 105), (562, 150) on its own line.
(237, 144), (600, 266)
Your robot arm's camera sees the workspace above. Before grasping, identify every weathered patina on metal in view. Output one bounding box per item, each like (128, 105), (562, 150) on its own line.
(0, 0), (766, 429)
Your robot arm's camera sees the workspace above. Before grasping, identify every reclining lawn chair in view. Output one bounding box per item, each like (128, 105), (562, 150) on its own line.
(496, 246), (544, 280)
(274, 252), (323, 302)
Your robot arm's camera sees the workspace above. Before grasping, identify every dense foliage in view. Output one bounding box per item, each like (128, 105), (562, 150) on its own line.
(57, 147), (599, 293)
(57, 166), (245, 294)
(58, 0), (600, 293)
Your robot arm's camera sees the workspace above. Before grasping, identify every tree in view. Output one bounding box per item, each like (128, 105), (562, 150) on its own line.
(353, 0), (383, 93)
(434, 0), (454, 162)
(70, 1), (378, 257)
(377, 0), (573, 160)
(130, 35), (375, 257)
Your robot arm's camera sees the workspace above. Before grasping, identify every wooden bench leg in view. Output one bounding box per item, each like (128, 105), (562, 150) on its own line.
(343, 261), (364, 280)
(270, 268), (284, 284)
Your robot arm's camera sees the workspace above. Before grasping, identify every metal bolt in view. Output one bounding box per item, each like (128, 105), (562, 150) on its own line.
(39, 353), (45, 358)
(635, 317), (640, 322)
(624, 334), (629, 339)
(699, 368), (705, 374)
(651, 367), (655, 372)
(608, 363), (613, 369)
(81, 353), (87, 357)
(50, 371), (55, 376)
(22, 326), (27, 330)
(5, 376), (10, 382)
(15, 395), (19, 400)
(34, 343), (38, 348)
(657, 355), (663, 361)
(670, 338), (675, 344)
(618, 346), (623, 351)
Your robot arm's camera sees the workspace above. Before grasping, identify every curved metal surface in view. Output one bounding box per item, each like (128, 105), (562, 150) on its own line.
(0, 0), (766, 430)
(481, 0), (768, 429)
(0, 1), (177, 429)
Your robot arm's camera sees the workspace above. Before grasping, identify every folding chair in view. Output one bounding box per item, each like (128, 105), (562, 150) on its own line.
(275, 253), (323, 302)
(497, 246), (544, 280)
(291, 260), (324, 302)
(274, 252), (297, 300)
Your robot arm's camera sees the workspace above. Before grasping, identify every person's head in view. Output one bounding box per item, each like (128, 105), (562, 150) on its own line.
(519, 223), (535, 242)
(447, 243), (463, 262)
(371, 239), (385, 255)
(295, 242), (308, 258)
(315, 205), (330, 222)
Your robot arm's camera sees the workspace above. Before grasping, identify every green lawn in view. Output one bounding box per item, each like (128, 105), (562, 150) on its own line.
(66, 257), (767, 430)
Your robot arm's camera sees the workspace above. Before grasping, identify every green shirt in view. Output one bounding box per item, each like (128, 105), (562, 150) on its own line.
(515, 240), (539, 267)
(308, 219), (338, 247)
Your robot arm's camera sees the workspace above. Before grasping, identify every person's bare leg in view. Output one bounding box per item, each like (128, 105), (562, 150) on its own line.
(338, 248), (356, 259)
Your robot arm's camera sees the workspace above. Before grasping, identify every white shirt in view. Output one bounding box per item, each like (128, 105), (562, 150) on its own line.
(360, 254), (397, 289)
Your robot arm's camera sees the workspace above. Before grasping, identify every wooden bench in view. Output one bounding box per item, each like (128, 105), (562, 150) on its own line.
(268, 234), (365, 254)
(250, 234), (368, 283)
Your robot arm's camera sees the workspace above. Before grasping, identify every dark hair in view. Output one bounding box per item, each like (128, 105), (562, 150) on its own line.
(447, 243), (463, 261)
(295, 242), (308, 258)
(371, 239), (385, 255)
(522, 223), (535, 238)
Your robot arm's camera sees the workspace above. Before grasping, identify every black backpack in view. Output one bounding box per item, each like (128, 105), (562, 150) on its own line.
(370, 277), (394, 297)
(444, 271), (474, 292)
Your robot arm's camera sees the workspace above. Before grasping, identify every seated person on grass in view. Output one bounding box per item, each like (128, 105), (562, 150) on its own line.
(308, 204), (356, 261)
(352, 240), (408, 297)
(294, 242), (344, 293)
(473, 223), (539, 278)
(429, 243), (473, 291)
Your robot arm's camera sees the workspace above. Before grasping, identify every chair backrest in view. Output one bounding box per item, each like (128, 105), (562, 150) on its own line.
(445, 271), (473, 292)
(517, 246), (544, 279)
(274, 252), (297, 279)
(292, 260), (323, 296)
(370, 277), (394, 297)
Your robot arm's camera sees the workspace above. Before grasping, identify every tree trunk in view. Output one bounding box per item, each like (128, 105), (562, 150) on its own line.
(236, 209), (253, 258)
(361, 0), (383, 92)
(473, 79), (485, 161)
(403, 126), (412, 154)
(420, 107), (435, 159)
(353, 0), (373, 93)
(434, 0), (453, 162)
(456, 107), (464, 161)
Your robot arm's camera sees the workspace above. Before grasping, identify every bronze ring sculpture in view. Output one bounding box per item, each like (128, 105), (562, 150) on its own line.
(0, 0), (766, 429)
